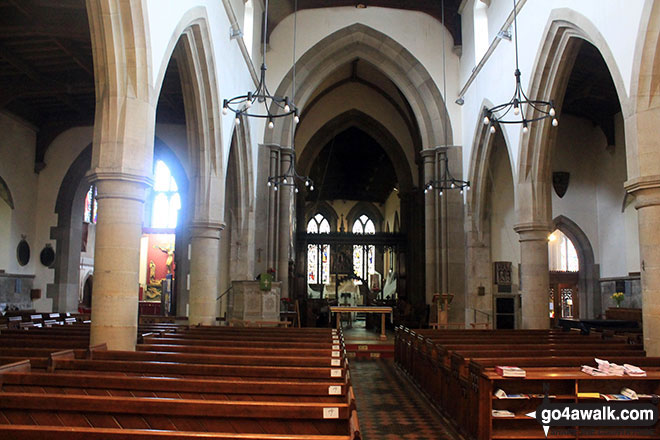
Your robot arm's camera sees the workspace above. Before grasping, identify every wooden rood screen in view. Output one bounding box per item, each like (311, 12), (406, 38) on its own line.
(0, 325), (361, 440)
(395, 326), (660, 440)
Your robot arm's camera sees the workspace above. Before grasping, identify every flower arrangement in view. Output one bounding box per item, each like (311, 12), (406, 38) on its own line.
(612, 291), (624, 308)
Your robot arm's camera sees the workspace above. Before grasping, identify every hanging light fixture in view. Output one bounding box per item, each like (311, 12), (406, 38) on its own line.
(222, 0), (299, 128)
(423, 0), (470, 196)
(483, 0), (557, 134)
(266, 0), (314, 193)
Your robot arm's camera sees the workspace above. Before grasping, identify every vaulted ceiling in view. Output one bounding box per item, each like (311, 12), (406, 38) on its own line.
(561, 40), (621, 146)
(307, 126), (397, 203)
(267, 0), (463, 46)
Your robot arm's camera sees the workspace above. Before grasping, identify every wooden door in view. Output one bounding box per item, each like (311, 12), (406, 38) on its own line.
(549, 272), (579, 326)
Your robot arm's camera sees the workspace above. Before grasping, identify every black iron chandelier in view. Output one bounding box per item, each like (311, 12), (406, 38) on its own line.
(423, 0), (469, 196)
(483, 0), (557, 134)
(267, 151), (314, 193)
(264, 0), (314, 193)
(424, 151), (470, 196)
(222, 0), (299, 129)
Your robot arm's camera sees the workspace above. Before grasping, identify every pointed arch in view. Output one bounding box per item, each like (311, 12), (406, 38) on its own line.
(516, 10), (629, 227)
(467, 100), (516, 239)
(155, 10), (224, 226)
(305, 201), (338, 232)
(346, 201), (385, 233)
(552, 215), (599, 318)
(265, 23), (451, 151)
(297, 110), (414, 193)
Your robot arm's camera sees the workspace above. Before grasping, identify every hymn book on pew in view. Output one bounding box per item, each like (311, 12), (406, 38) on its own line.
(495, 365), (526, 378)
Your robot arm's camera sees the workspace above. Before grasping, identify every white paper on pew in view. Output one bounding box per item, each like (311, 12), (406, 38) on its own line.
(328, 386), (342, 395)
(331, 359), (341, 366)
(331, 369), (342, 377)
(323, 408), (339, 419)
(332, 345), (340, 350)
(332, 351), (340, 357)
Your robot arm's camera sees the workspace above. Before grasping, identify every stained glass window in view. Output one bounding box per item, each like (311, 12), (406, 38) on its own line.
(84, 185), (98, 224)
(151, 160), (181, 229)
(353, 215), (375, 282)
(307, 214), (330, 284)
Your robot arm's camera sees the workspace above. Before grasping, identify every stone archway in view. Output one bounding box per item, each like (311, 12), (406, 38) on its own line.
(47, 145), (92, 313)
(158, 16), (225, 326)
(552, 215), (599, 319)
(466, 102), (517, 326)
(265, 23), (451, 150)
(514, 11), (629, 329)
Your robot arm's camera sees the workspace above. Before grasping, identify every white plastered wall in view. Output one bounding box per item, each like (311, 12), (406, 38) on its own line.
(459, 0), (647, 187)
(32, 126), (94, 311)
(266, 6), (462, 149)
(0, 113), (38, 276)
(551, 114), (638, 278)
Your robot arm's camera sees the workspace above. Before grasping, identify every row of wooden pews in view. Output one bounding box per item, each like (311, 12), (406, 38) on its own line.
(395, 327), (660, 440)
(0, 311), (87, 329)
(0, 324), (361, 439)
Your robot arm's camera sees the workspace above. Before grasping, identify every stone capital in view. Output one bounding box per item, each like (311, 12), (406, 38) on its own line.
(514, 222), (551, 242)
(624, 175), (660, 209)
(189, 221), (225, 240)
(87, 171), (153, 204)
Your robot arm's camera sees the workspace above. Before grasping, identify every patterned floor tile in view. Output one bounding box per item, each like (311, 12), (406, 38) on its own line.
(350, 360), (461, 440)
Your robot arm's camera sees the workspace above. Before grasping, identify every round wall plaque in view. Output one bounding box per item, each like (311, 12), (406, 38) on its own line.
(40, 245), (55, 267)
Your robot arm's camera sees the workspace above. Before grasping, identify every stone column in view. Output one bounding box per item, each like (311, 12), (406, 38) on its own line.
(515, 223), (550, 329)
(626, 180), (660, 355)
(90, 175), (149, 350)
(267, 145), (279, 270)
(421, 148), (437, 304)
(189, 222), (224, 325)
(277, 147), (295, 298)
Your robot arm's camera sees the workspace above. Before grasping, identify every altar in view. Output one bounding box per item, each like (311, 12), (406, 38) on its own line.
(330, 305), (393, 340)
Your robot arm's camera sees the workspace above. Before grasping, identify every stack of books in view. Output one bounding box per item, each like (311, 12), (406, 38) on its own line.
(624, 364), (647, 377)
(495, 366), (526, 378)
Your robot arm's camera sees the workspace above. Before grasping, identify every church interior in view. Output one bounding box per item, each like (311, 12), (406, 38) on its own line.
(0, 0), (659, 438)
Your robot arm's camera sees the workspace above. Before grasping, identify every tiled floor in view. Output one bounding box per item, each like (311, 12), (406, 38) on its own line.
(350, 360), (460, 440)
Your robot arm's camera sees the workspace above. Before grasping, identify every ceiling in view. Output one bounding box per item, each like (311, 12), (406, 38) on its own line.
(0, 0), (184, 172)
(306, 126), (397, 203)
(267, 0), (463, 46)
(561, 40), (621, 146)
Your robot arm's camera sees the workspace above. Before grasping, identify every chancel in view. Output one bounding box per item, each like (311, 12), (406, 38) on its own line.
(0, 0), (659, 439)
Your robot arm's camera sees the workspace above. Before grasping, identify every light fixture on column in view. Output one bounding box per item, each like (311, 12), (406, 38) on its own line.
(422, 0), (469, 197)
(222, 0), (299, 128)
(483, 0), (557, 134)
(424, 151), (470, 196)
(266, 0), (313, 194)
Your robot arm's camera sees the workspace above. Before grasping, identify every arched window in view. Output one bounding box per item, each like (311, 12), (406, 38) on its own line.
(548, 230), (579, 272)
(151, 160), (181, 229)
(243, 0), (254, 57)
(83, 185), (97, 224)
(353, 215), (375, 282)
(473, 0), (489, 63)
(307, 213), (330, 284)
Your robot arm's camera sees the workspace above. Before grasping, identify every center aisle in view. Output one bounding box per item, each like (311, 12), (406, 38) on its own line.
(350, 360), (461, 440)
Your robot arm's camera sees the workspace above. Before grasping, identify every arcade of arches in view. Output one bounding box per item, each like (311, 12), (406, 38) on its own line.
(0, 0), (660, 356)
